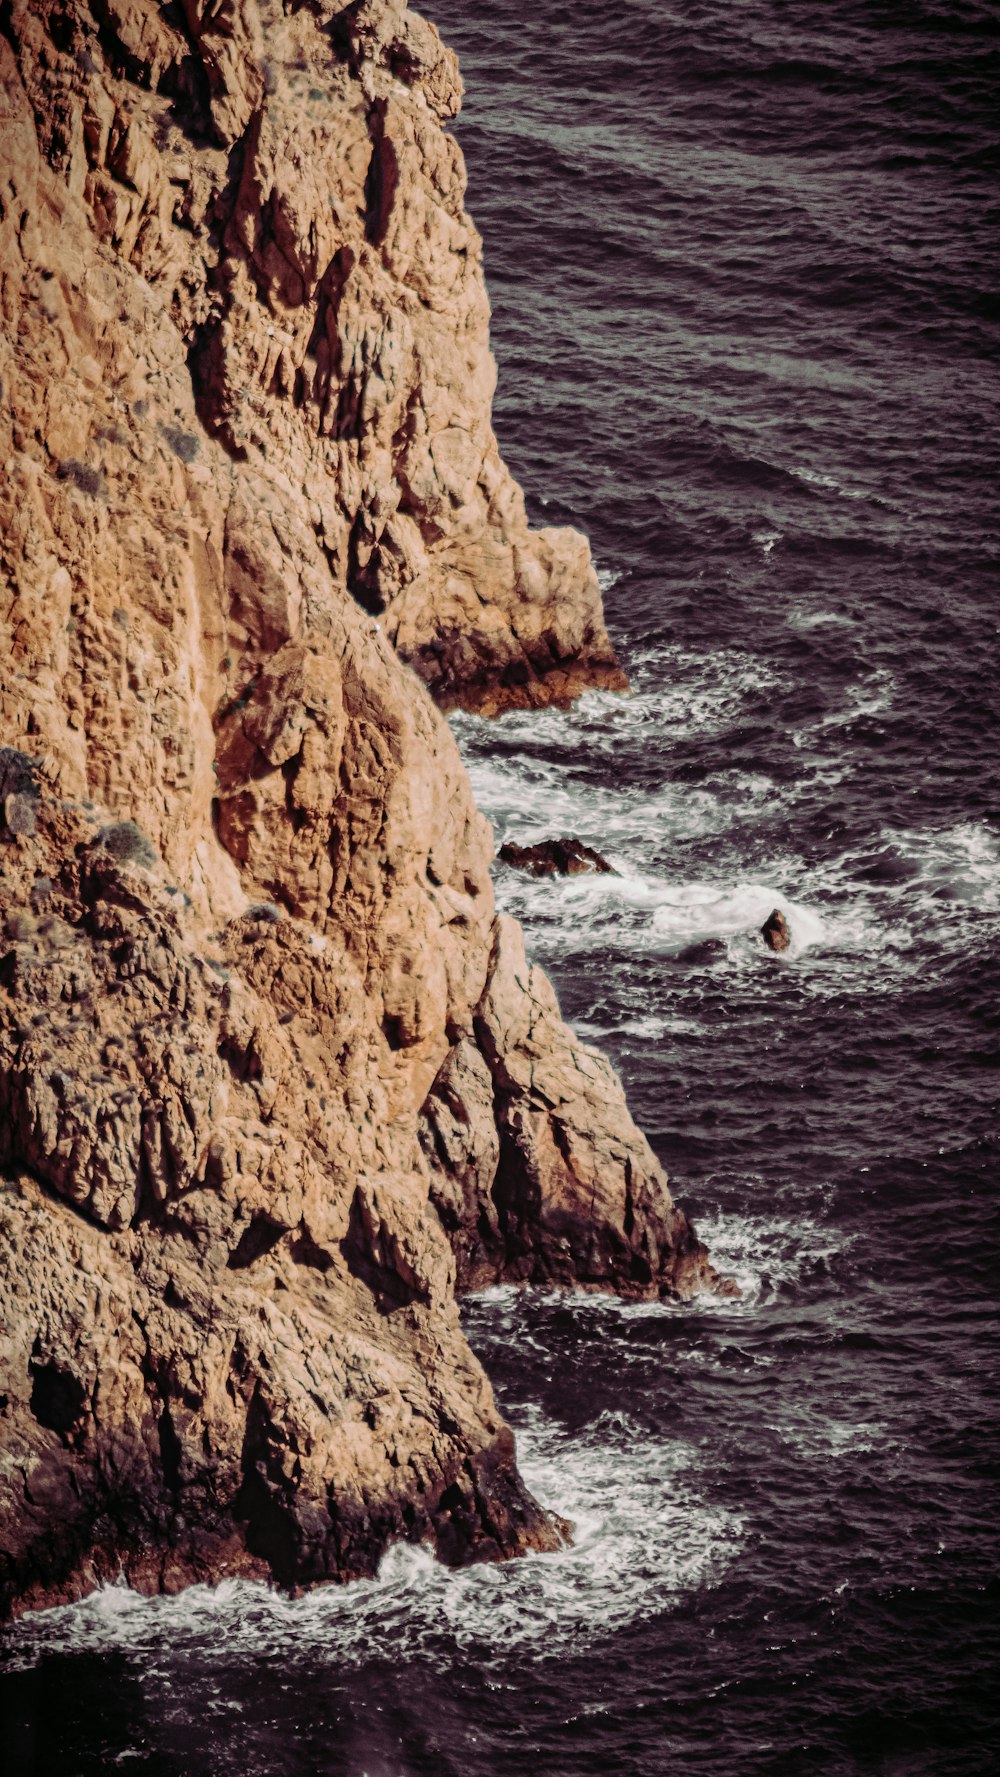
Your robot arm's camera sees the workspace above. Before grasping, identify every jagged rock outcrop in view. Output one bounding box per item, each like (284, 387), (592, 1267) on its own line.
(498, 837), (617, 878)
(0, 790), (567, 1615)
(0, 0), (725, 1621)
(420, 916), (717, 1295)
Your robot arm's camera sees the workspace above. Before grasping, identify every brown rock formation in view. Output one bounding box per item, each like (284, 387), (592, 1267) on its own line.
(0, 0), (725, 1622)
(498, 837), (617, 878)
(0, 789), (566, 1614)
(1, 0), (624, 719)
(762, 909), (791, 952)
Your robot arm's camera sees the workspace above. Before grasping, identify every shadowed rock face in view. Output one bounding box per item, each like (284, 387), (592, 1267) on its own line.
(0, 0), (725, 1620)
(420, 918), (723, 1298)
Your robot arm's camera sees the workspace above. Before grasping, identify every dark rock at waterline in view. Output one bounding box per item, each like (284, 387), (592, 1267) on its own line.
(672, 938), (729, 966)
(856, 852), (921, 886)
(762, 909), (791, 952)
(498, 837), (617, 877)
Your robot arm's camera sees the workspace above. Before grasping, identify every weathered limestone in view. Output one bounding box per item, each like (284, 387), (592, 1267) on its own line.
(0, 0), (726, 1621)
(0, 789), (562, 1617)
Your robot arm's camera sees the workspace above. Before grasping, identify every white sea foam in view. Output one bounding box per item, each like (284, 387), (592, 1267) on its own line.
(622, 1013), (707, 1039)
(790, 462), (871, 501)
(783, 820), (1000, 970)
(806, 1414), (891, 1457)
(521, 1207), (852, 1322)
(452, 641), (785, 759)
(451, 627), (997, 1005)
(469, 762), (782, 859)
(488, 864), (828, 969)
(787, 607), (856, 630)
(649, 881), (825, 954)
(2, 1409), (740, 1673)
(689, 1208), (854, 1309)
(780, 1415), (894, 1461)
(467, 1203), (852, 1339)
(491, 814), (996, 996)
(790, 664), (896, 741)
(892, 820), (1000, 911)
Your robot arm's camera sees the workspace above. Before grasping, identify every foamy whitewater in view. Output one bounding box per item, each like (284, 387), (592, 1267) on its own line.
(2, 1), (998, 1773)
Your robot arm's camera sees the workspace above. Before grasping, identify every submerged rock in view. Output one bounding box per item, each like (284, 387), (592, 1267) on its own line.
(762, 909), (792, 952)
(498, 838), (617, 877)
(671, 938), (729, 967)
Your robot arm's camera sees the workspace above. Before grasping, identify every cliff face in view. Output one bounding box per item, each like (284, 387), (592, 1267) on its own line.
(0, 0), (722, 1622)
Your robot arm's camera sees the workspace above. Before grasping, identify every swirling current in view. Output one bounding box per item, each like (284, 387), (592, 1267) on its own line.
(2, 1), (998, 1772)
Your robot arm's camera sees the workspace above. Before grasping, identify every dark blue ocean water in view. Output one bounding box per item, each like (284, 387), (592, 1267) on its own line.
(2, 2), (999, 1772)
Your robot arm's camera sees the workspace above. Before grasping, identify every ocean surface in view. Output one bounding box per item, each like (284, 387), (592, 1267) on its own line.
(3, 1), (999, 1771)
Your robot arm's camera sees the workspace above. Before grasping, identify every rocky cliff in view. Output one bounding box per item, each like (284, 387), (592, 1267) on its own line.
(0, 0), (724, 1622)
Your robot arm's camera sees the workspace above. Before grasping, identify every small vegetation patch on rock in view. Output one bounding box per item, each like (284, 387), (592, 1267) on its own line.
(0, 748), (41, 839)
(55, 459), (105, 497)
(247, 902), (282, 924)
(93, 821), (158, 868)
(0, 748), (41, 801)
(159, 423), (199, 464)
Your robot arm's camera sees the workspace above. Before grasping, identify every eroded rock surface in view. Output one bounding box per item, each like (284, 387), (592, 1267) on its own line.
(0, 0), (724, 1621)
(1, 0), (625, 726)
